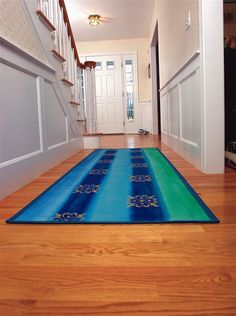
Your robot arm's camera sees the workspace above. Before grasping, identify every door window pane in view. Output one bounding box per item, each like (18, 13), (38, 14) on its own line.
(126, 86), (134, 120)
(126, 72), (133, 84)
(96, 62), (102, 70)
(124, 59), (134, 120)
(106, 61), (114, 70)
(125, 60), (133, 72)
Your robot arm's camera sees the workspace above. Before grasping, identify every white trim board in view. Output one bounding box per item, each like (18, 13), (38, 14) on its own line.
(199, 0), (224, 174)
(0, 36), (54, 72)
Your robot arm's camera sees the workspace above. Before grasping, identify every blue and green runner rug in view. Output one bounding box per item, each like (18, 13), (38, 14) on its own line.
(6, 148), (219, 224)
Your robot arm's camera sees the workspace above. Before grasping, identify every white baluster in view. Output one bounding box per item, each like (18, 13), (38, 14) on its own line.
(66, 36), (71, 81)
(42, 0), (46, 16)
(50, 0), (55, 26)
(70, 51), (73, 81)
(63, 32), (68, 77)
(61, 8), (65, 57)
(72, 49), (75, 84)
(67, 38), (71, 81)
(48, 0), (54, 24)
(91, 67), (97, 132)
(79, 69), (84, 120)
(69, 38), (72, 82)
(51, 1), (56, 50)
(71, 58), (75, 99)
(71, 59), (74, 99)
(84, 69), (89, 130)
(70, 48), (73, 82)
(45, 0), (49, 20)
(76, 66), (79, 103)
(58, 6), (63, 55)
(77, 67), (80, 104)
(81, 69), (86, 120)
(74, 62), (77, 101)
(38, 0), (43, 10)
(62, 24), (67, 77)
(63, 22), (67, 59)
(74, 65), (78, 102)
(71, 49), (74, 84)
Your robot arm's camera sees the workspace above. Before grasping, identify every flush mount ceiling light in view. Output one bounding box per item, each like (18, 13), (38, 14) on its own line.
(88, 14), (101, 26)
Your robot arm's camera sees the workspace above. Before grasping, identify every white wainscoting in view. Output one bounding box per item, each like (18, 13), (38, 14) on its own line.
(160, 54), (202, 169)
(0, 39), (83, 200)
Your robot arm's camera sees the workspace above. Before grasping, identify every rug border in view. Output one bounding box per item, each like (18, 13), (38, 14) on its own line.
(6, 147), (220, 224)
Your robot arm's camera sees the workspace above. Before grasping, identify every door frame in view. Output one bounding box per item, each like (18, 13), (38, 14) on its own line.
(150, 22), (160, 136)
(82, 51), (139, 134)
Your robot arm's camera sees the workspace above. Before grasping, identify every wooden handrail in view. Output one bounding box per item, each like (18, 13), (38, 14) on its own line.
(84, 61), (96, 69)
(59, 0), (95, 70)
(58, 0), (86, 69)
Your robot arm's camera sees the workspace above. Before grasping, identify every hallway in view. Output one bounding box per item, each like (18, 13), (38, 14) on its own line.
(0, 135), (236, 315)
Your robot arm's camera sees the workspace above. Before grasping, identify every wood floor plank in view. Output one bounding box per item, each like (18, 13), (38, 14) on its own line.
(0, 135), (236, 315)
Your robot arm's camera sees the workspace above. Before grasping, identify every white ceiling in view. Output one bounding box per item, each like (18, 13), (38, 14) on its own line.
(65, 0), (155, 42)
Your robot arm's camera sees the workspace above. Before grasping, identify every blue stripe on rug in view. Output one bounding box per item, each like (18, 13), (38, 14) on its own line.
(53, 150), (117, 222)
(7, 150), (105, 222)
(129, 149), (165, 222)
(85, 148), (132, 222)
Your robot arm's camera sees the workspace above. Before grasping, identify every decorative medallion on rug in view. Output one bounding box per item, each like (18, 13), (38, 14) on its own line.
(6, 148), (219, 224)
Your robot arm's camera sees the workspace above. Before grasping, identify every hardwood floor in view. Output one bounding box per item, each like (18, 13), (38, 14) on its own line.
(0, 135), (236, 316)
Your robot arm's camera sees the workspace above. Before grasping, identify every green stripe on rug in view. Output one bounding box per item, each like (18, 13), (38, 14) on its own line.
(144, 148), (210, 221)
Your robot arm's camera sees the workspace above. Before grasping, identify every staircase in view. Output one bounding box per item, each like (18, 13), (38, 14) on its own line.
(35, 0), (96, 121)
(0, 0), (97, 199)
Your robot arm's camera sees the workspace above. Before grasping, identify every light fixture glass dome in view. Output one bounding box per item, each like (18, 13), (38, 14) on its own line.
(88, 15), (101, 26)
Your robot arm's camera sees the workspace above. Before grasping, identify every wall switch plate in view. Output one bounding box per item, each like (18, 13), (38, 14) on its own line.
(185, 11), (191, 30)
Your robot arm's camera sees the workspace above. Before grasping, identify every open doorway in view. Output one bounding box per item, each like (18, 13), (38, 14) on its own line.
(150, 22), (161, 136)
(224, 0), (236, 169)
(155, 40), (161, 135)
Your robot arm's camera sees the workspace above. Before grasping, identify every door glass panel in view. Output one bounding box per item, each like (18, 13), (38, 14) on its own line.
(124, 59), (134, 120)
(126, 72), (133, 84)
(125, 60), (133, 72)
(126, 86), (134, 120)
(79, 69), (85, 118)
(106, 61), (114, 70)
(96, 62), (102, 70)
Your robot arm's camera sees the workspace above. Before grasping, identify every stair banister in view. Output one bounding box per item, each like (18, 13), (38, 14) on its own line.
(37, 0), (97, 125)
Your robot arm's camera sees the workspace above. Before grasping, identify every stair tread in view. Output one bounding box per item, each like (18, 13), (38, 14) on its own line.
(70, 101), (80, 105)
(36, 10), (56, 31)
(62, 78), (73, 86)
(51, 50), (66, 62)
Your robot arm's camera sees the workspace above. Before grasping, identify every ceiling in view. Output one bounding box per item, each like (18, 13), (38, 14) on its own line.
(65, 0), (155, 42)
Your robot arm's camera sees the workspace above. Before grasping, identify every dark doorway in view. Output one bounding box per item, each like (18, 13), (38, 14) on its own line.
(224, 0), (236, 169)
(155, 41), (161, 135)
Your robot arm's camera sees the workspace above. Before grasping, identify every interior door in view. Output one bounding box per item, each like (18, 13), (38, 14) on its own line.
(92, 55), (123, 134)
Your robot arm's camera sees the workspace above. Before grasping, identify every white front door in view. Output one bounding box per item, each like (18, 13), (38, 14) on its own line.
(91, 55), (123, 134)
